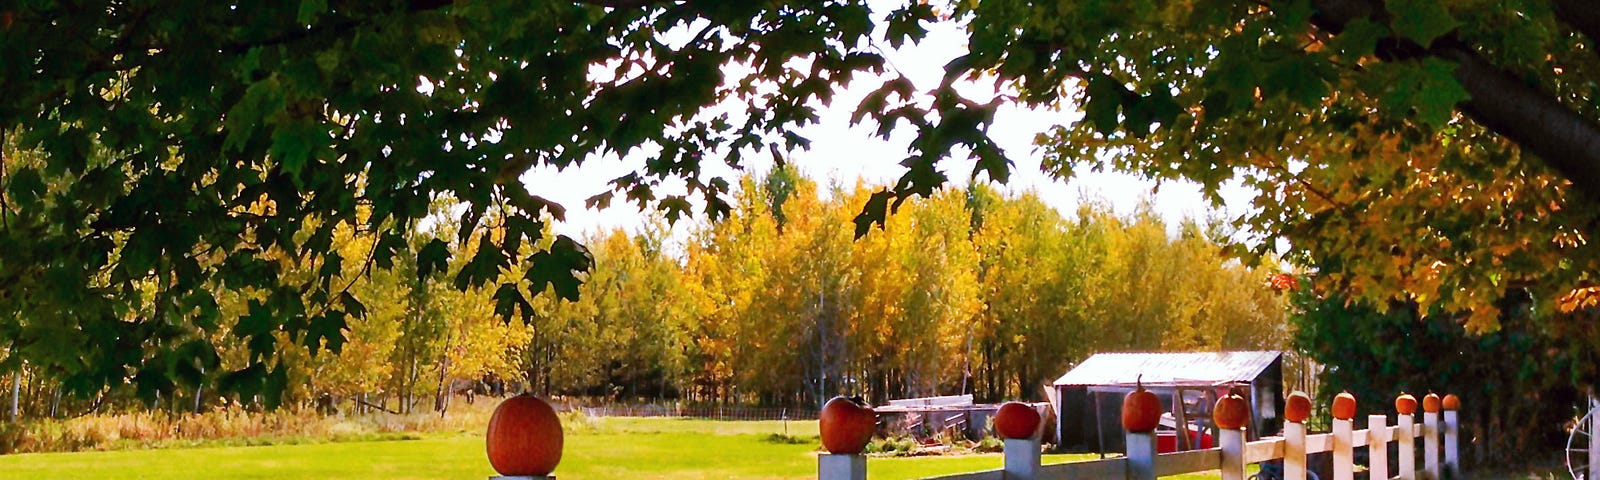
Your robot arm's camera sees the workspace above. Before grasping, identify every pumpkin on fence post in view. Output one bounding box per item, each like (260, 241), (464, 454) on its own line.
(1213, 390), (1250, 430)
(1395, 392), (1418, 415)
(1331, 391), (1357, 421)
(1285, 391), (1312, 423)
(486, 394), (563, 477)
(1422, 392), (1442, 413)
(1122, 375), (1161, 433)
(995, 402), (1043, 439)
(1442, 394), (1460, 411)
(820, 396), (878, 454)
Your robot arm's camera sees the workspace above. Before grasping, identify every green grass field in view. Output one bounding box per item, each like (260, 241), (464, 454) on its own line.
(0, 417), (1212, 480)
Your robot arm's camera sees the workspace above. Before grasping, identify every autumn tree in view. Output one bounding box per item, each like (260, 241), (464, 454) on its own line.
(919, 0), (1600, 331)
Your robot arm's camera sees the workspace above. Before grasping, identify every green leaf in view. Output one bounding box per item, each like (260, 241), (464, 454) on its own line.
(416, 238), (450, 280)
(525, 235), (592, 301)
(270, 120), (323, 177)
(1330, 19), (1386, 60)
(1386, 0), (1459, 46)
(1412, 58), (1470, 127)
(493, 282), (534, 322)
(305, 311), (347, 354)
(1084, 76), (1126, 136)
(852, 189), (893, 238)
(7, 167), (45, 207)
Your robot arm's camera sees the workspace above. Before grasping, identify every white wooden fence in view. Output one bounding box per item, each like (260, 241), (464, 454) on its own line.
(819, 395), (1461, 480)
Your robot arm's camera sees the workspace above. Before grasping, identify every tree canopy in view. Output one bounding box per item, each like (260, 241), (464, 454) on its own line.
(3, 0), (1598, 399)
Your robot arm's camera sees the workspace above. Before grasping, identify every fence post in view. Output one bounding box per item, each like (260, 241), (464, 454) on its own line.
(1368, 414), (1390, 480)
(1284, 419), (1307, 480)
(1443, 406), (1459, 479)
(1003, 437), (1041, 480)
(1398, 413), (1416, 480)
(1590, 396), (1600, 480)
(1332, 417), (1353, 480)
(1125, 429), (1156, 480)
(819, 454), (866, 480)
(1219, 427), (1246, 480)
(1424, 410), (1440, 479)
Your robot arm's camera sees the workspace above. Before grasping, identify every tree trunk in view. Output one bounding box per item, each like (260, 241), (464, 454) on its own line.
(9, 371), (19, 422)
(433, 357), (450, 413)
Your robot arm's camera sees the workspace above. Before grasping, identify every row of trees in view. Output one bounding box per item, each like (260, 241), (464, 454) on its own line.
(513, 167), (1292, 407)
(3, 168), (1292, 417)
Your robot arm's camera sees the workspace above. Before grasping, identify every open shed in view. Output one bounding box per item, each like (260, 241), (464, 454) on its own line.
(1052, 351), (1284, 454)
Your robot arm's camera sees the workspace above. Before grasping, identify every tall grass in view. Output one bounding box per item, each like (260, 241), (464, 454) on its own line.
(0, 400), (500, 454)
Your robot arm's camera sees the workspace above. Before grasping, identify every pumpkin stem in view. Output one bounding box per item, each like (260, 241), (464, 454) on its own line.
(1136, 373), (1143, 391)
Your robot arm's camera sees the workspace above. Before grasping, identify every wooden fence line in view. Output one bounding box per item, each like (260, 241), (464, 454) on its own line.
(819, 393), (1462, 480)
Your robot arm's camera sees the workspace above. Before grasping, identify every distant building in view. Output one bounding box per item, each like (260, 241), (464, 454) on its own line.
(1051, 351), (1284, 454)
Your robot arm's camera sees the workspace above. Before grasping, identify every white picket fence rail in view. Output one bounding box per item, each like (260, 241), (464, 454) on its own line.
(819, 408), (1462, 480)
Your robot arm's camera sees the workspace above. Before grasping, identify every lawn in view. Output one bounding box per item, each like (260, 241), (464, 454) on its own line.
(0, 417), (1212, 480)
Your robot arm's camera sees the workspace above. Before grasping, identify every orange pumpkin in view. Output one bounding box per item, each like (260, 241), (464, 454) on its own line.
(1331, 391), (1357, 420)
(994, 402), (1043, 439)
(1213, 391), (1250, 430)
(1284, 391), (1312, 423)
(1442, 394), (1461, 411)
(486, 394), (563, 476)
(1395, 392), (1417, 415)
(1423, 393), (1442, 413)
(820, 396), (878, 454)
(1121, 375), (1162, 433)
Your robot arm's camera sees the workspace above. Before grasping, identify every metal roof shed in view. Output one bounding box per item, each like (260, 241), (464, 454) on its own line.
(1051, 351), (1285, 454)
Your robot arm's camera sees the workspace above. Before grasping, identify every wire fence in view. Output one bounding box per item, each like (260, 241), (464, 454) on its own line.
(578, 403), (819, 422)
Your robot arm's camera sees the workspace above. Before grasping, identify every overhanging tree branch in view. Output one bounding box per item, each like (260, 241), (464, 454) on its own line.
(1305, 0), (1600, 204)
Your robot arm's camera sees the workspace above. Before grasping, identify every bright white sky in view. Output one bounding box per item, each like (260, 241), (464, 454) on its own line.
(519, 6), (1256, 241)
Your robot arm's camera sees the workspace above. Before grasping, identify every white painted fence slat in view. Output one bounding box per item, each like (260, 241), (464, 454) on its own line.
(1243, 437), (1285, 464)
(1398, 414), (1416, 480)
(1332, 418), (1353, 480)
(1351, 428), (1370, 448)
(1424, 411), (1441, 479)
(1368, 414), (1390, 480)
(1303, 432), (1333, 454)
(1038, 457), (1126, 480)
(1153, 449), (1220, 477)
(1284, 422), (1307, 480)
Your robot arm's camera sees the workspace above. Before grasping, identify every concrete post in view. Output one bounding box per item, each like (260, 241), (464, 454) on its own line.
(1219, 428), (1246, 480)
(818, 453), (866, 480)
(1125, 430), (1157, 480)
(1003, 437), (1041, 480)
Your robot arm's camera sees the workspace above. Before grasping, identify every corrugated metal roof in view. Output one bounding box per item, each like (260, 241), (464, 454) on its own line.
(1052, 351), (1282, 387)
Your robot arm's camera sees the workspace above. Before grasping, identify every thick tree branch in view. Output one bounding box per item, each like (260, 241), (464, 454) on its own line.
(1439, 45), (1600, 201)
(1307, 0), (1600, 203)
